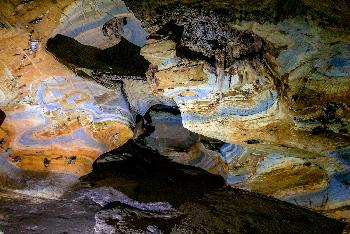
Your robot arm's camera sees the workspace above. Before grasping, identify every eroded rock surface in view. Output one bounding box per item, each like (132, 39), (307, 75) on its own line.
(135, 5), (350, 156)
(0, 0), (141, 175)
(124, 0), (350, 222)
(0, 0), (350, 227)
(53, 0), (147, 49)
(0, 143), (346, 233)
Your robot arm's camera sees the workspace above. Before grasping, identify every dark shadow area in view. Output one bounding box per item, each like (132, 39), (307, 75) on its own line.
(83, 140), (224, 206)
(79, 140), (346, 234)
(124, 0), (350, 29)
(46, 34), (150, 76)
(0, 109), (5, 126)
(154, 20), (216, 66)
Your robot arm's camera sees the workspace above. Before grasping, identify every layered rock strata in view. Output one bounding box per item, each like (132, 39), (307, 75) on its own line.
(0, 0), (142, 175)
(125, 0), (350, 221)
(0, 0), (350, 224)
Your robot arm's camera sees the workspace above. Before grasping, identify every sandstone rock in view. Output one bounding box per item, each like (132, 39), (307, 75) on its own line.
(123, 79), (175, 116)
(140, 39), (178, 69)
(140, 110), (228, 176)
(52, 0), (147, 49)
(0, 0), (350, 225)
(122, 2), (350, 221)
(3, 76), (133, 176)
(0, 67), (19, 107)
(0, 0), (135, 176)
(139, 109), (339, 206)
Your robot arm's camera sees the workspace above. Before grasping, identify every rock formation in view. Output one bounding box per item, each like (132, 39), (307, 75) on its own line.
(127, 0), (350, 222)
(0, 0), (137, 175)
(0, 0), (350, 227)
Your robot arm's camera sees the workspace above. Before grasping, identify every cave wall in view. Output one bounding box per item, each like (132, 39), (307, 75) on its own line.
(0, 0), (350, 222)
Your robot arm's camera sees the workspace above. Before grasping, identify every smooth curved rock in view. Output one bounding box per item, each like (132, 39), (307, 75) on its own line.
(123, 79), (175, 116)
(4, 76), (133, 175)
(0, 0), (135, 176)
(53, 0), (147, 49)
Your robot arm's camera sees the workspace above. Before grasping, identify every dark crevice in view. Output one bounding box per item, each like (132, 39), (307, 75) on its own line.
(176, 44), (216, 66)
(148, 104), (181, 116)
(156, 20), (184, 42)
(0, 109), (6, 126)
(81, 140), (347, 234)
(137, 105), (181, 140)
(154, 20), (216, 65)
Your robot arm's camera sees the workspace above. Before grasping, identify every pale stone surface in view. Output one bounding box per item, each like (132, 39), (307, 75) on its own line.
(123, 80), (175, 116)
(0, 67), (18, 107)
(53, 0), (147, 49)
(0, 0), (349, 224)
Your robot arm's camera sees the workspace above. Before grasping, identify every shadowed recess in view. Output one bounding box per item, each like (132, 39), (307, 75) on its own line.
(79, 140), (347, 233)
(0, 109), (5, 126)
(46, 34), (150, 76)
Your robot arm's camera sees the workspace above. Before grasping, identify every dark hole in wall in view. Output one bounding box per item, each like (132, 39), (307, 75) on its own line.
(156, 20), (184, 42)
(155, 21), (216, 66)
(46, 34), (150, 76)
(0, 22), (8, 28)
(137, 104), (181, 140)
(0, 109), (6, 126)
(148, 104), (181, 115)
(275, 0), (305, 21)
(176, 44), (216, 66)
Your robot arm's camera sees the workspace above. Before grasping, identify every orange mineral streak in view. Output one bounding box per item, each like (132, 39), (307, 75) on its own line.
(33, 119), (82, 139)
(0, 0), (133, 176)
(87, 120), (134, 151)
(2, 107), (132, 176)
(9, 147), (98, 177)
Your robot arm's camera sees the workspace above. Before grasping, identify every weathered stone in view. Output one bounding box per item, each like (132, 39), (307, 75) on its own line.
(0, 0), (350, 226)
(52, 0), (147, 49)
(122, 1), (350, 222)
(0, 0), (135, 176)
(123, 79), (175, 116)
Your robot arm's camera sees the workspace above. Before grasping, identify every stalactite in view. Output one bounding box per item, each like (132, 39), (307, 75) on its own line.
(214, 50), (225, 98)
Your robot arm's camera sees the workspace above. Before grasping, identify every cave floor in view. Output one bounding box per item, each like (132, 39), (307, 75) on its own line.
(0, 142), (347, 234)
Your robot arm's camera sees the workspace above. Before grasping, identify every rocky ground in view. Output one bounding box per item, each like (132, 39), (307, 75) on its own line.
(0, 142), (347, 233)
